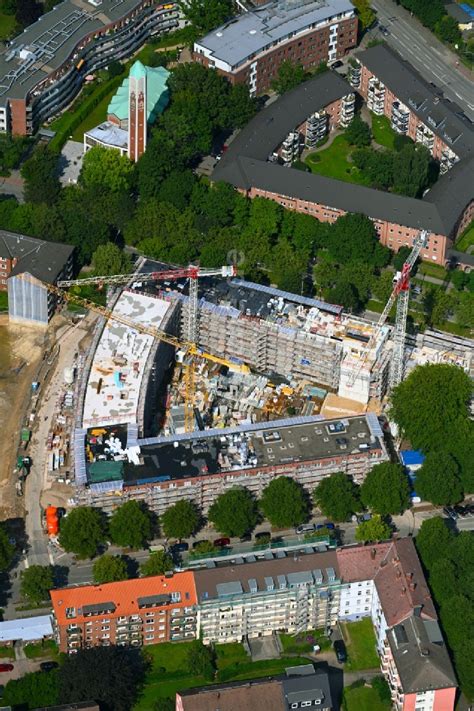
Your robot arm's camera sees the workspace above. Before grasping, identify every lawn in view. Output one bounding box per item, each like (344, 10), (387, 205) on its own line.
(23, 640), (59, 660)
(0, 645), (15, 660)
(134, 641), (311, 709)
(305, 135), (370, 186)
(0, 291), (8, 311)
(344, 684), (390, 711)
(0, 12), (16, 41)
(340, 618), (380, 671)
(71, 87), (119, 142)
(418, 262), (449, 280)
(455, 222), (474, 253)
(371, 113), (396, 150)
(279, 629), (331, 654)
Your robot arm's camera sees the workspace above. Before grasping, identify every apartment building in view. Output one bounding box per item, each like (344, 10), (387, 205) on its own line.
(193, 0), (357, 96)
(50, 572), (197, 654)
(0, 0), (178, 135)
(0, 230), (73, 324)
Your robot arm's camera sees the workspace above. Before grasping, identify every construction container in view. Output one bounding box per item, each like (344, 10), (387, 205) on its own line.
(45, 506), (59, 536)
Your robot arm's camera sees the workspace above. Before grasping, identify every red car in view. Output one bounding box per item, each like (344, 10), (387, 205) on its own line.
(0, 663), (14, 672)
(213, 537), (230, 548)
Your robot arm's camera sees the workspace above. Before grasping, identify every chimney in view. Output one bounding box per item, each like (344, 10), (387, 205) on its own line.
(401, 587), (407, 595)
(371, 548), (376, 560)
(396, 570), (402, 579)
(409, 583), (417, 591)
(406, 572), (413, 580)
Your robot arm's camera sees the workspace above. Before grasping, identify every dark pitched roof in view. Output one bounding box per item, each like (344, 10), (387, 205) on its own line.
(217, 155), (447, 234)
(447, 248), (474, 268)
(0, 230), (73, 285)
(282, 668), (333, 710)
(214, 71), (352, 173)
(178, 679), (285, 711)
(445, 2), (474, 23)
(388, 614), (457, 693)
(354, 44), (474, 159)
(423, 155), (474, 234)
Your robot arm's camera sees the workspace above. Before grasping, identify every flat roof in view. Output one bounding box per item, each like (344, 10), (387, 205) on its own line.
(0, 0), (149, 102)
(0, 615), (53, 642)
(85, 122), (129, 149)
(82, 290), (171, 428)
(195, 0), (354, 68)
(1, 230), (73, 284)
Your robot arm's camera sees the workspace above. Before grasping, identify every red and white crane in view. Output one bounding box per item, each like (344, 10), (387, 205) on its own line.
(346, 230), (428, 392)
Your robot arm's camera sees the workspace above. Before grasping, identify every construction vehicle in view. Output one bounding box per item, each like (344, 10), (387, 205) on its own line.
(25, 264), (247, 432)
(345, 230), (428, 392)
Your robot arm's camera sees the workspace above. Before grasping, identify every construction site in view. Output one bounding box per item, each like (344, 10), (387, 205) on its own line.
(33, 242), (469, 516)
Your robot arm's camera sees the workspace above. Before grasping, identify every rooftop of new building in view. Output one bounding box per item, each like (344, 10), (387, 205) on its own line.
(107, 61), (169, 124)
(193, 548), (339, 603)
(354, 44), (474, 158)
(81, 290), (173, 429)
(50, 571), (197, 626)
(337, 538), (437, 627)
(0, 0), (155, 103)
(133, 414), (385, 484)
(194, 0), (354, 69)
(388, 614), (457, 693)
(0, 230), (73, 284)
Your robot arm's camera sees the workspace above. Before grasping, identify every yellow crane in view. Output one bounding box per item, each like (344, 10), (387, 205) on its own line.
(25, 265), (249, 432)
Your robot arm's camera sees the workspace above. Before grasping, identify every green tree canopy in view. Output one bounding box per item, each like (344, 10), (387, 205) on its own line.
(80, 146), (135, 194)
(178, 0), (232, 34)
(390, 363), (472, 452)
(161, 500), (200, 540)
(91, 243), (132, 277)
(4, 670), (59, 709)
(0, 527), (15, 571)
(208, 487), (259, 537)
(185, 640), (216, 681)
(392, 245), (412, 271)
(259, 477), (310, 528)
(20, 565), (54, 605)
(415, 516), (453, 569)
(21, 146), (61, 205)
(140, 550), (174, 577)
(352, 0), (376, 28)
(109, 500), (153, 549)
(345, 115), (371, 147)
(355, 514), (391, 543)
(92, 554), (128, 584)
(313, 472), (360, 522)
(360, 462), (411, 516)
(436, 14), (462, 44)
(271, 60), (306, 94)
(415, 451), (463, 505)
(58, 507), (106, 559)
(59, 646), (146, 711)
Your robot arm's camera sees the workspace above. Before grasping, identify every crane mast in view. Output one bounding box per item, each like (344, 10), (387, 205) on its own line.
(346, 230), (428, 392)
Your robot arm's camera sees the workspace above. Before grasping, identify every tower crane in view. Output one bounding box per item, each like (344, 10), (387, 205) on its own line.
(25, 263), (245, 433)
(346, 230), (428, 393)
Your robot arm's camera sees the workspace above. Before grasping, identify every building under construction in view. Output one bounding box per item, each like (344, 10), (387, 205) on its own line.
(70, 263), (473, 515)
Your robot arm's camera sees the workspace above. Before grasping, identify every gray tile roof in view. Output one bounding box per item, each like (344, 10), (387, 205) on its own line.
(0, 230), (73, 284)
(423, 155), (474, 234)
(445, 2), (474, 24)
(194, 0), (354, 69)
(282, 668), (332, 710)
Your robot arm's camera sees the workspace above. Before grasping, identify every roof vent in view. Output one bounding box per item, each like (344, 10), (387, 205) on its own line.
(216, 31), (223, 36)
(249, 29), (257, 34)
(420, 648), (430, 657)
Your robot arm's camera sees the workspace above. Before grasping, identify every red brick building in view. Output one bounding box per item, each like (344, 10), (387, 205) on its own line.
(193, 0), (357, 96)
(50, 571), (197, 654)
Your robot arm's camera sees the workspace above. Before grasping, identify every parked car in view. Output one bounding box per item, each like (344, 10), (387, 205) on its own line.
(0, 664), (14, 673)
(316, 524), (325, 530)
(173, 542), (189, 553)
(295, 523), (315, 535)
(443, 507), (457, 520)
(213, 537), (230, 548)
(325, 522), (335, 530)
(331, 60), (343, 68)
(333, 640), (347, 663)
(358, 513), (372, 523)
(379, 24), (390, 35)
(40, 661), (58, 672)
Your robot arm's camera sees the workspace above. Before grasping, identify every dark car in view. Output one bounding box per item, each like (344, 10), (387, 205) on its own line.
(213, 537), (231, 548)
(331, 60), (343, 68)
(334, 640), (347, 663)
(40, 661), (59, 672)
(325, 522), (335, 530)
(173, 542), (189, 552)
(0, 664), (13, 673)
(443, 507), (457, 520)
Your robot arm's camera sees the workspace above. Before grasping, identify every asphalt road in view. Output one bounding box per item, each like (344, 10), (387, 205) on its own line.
(369, 0), (474, 121)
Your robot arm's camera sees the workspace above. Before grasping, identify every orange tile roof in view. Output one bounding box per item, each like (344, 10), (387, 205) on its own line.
(50, 571), (197, 626)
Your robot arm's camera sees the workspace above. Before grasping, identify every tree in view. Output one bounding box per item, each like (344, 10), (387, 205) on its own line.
(392, 245), (412, 271)
(360, 462), (410, 516)
(16, 0), (42, 27)
(59, 646), (146, 711)
(4, 670), (59, 709)
(161, 500), (200, 540)
(91, 243), (132, 277)
(455, 291), (474, 329)
(140, 550), (174, 577)
(21, 146), (61, 205)
(80, 146), (135, 194)
(326, 213), (388, 267)
(345, 115), (371, 147)
(415, 516), (453, 569)
(269, 237), (308, 293)
(415, 451), (463, 505)
(450, 269), (468, 291)
(0, 527), (15, 571)
(153, 699), (175, 711)
(259, 477), (310, 528)
(271, 60), (306, 95)
(371, 270), (394, 303)
(355, 514), (391, 542)
(92, 554), (128, 584)
(20, 565), (54, 605)
(58, 507), (106, 559)
(436, 15), (462, 44)
(179, 0), (232, 34)
(208, 487), (259, 537)
(107, 60), (124, 79)
(390, 363), (472, 452)
(351, 0), (376, 28)
(109, 500), (153, 549)
(428, 558), (458, 604)
(185, 640), (215, 681)
(313, 473), (360, 522)
(224, 84), (257, 129)
(328, 279), (360, 311)
(392, 143), (430, 197)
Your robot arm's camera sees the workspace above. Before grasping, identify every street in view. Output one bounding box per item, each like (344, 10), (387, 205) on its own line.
(369, 0), (474, 120)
